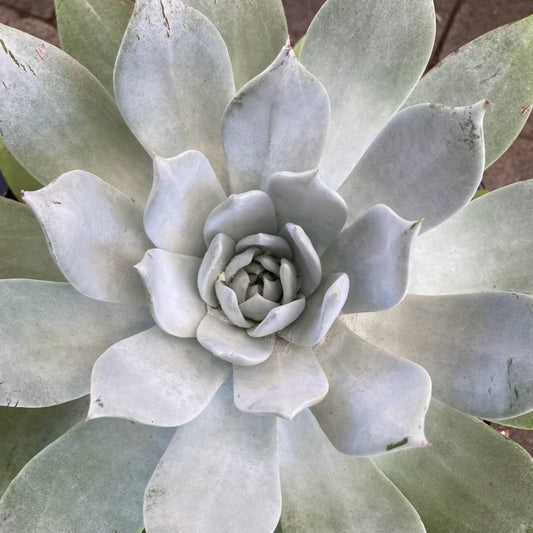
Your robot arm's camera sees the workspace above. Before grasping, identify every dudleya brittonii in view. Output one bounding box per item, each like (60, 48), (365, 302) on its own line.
(0, 0), (532, 531)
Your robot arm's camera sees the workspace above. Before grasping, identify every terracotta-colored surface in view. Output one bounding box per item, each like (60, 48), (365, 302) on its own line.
(0, 0), (531, 454)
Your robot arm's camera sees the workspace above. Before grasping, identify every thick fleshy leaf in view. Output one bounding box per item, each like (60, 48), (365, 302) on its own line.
(24, 170), (151, 305)
(88, 326), (229, 426)
(0, 418), (174, 532)
(144, 151), (226, 257)
(197, 232), (236, 307)
(339, 102), (487, 231)
(0, 23), (151, 203)
(0, 197), (63, 281)
(410, 181), (533, 295)
(322, 205), (421, 313)
(312, 320), (430, 456)
(144, 379), (281, 533)
(277, 409), (426, 533)
(282, 273), (349, 347)
(197, 311), (274, 366)
(215, 280), (254, 328)
(185, 0), (287, 90)
(374, 399), (533, 533)
(0, 137), (41, 200)
(280, 223), (321, 296)
(248, 297), (306, 338)
(56, 0), (133, 94)
(351, 293), (533, 419)
(135, 249), (206, 337)
(236, 233), (292, 259)
(0, 280), (153, 407)
(204, 190), (277, 244)
(222, 45), (330, 193)
(0, 396), (88, 497)
(114, 0), (235, 188)
(266, 169), (347, 253)
(405, 14), (533, 168)
(491, 410), (533, 430)
(300, 0), (435, 189)
(234, 340), (328, 419)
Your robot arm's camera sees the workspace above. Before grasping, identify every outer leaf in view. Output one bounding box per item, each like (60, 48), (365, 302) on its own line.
(312, 320), (430, 456)
(491, 410), (533, 430)
(24, 170), (152, 305)
(405, 14), (533, 168)
(322, 205), (421, 313)
(350, 293), (533, 419)
(185, 0), (288, 90)
(55, 0), (133, 94)
(0, 280), (153, 407)
(0, 137), (40, 200)
(374, 399), (533, 533)
(410, 180), (533, 295)
(0, 197), (63, 280)
(233, 339), (329, 419)
(222, 45), (330, 193)
(88, 326), (230, 426)
(114, 0), (235, 188)
(0, 23), (152, 203)
(144, 379), (281, 533)
(339, 102), (487, 232)
(277, 409), (426, 533)
(300, 0), (435, 189)
(0, 396), (88, 496)
(0, 418), (175, 532)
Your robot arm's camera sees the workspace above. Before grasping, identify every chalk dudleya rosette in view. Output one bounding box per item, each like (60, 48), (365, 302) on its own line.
(0, 0), (533, 532)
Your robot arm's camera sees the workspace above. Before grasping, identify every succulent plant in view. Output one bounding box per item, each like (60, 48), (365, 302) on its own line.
(0, 0), (532, 531)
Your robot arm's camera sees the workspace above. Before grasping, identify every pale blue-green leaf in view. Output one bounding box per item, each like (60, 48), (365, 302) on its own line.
(143, 379), (281, 533)
(280, 223), (321, 296)
(266, 169), (347, 254)
(350, 293), (533, 419)
(135, 249), (206, 338)
(234, 339), (328, 419)
(0, 197), (63, 280)
(236, 233), (292, 259)
(405, 14), (533, 168)
(0, 418), (175, 532)
(0, 23), (152, 203)
(282, 273), (349, 347)
(184, 0), (287, 90)
(197, 310), (274, 365)
(248, 297), (306, 338)
(55, 0), (133, 94)
(374, 399), (533, 533)
(489, 410), (533, 430)
(88, 326), (229, 426)
(0, 396), (88, 497)
(300, 0), (435, 189)
(215, 280), (254, 328)
(144, 151), (226, 257)
(322, 204), (421, 313)
(277, 409), (426, 533)
(0, 280), (152, 407)
(410, 180), (533, 295)
(313, 320), (430, 456)
(114, 0), (235, 189)
(339, 102), (487, 231)
(204, 190), (277, 245)
(0, 136), (40, 200)
(24, 170), (152, 305)
(222, 45), (330, 193)
(197, 232), (236, 307)
(240, 293), (279, 321)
